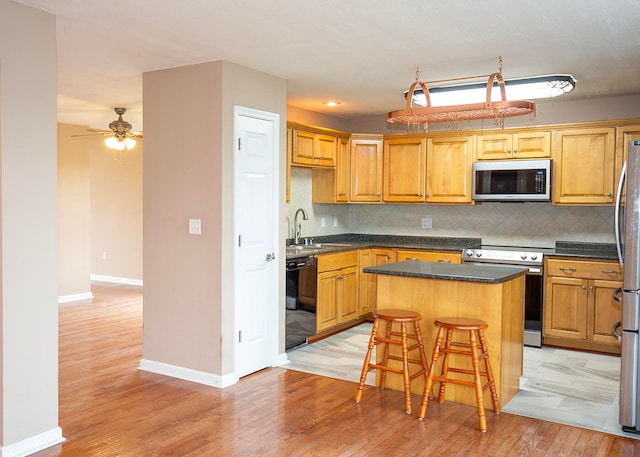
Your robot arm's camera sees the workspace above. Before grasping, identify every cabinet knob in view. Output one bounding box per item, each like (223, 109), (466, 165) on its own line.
(607, 192), (613, 198)
(582, 285), (587, 290)
(602, 269), (620, 274)
(513, 149), (518, 153)
(559, 267), (577, 272)
(589, 286), (594, 291)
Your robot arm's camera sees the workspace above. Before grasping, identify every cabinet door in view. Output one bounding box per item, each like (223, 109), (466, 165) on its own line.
(317, 270), (339, 331)
(552, 127), (616, 205)
(350, 137), (383, 202)
(426, 136), (473, 204)
(383, 138), (426, 202)
(359, 248), (395, 316)
(292, 129), (316, 165)
(315, 133), (337, 167)
(589, 279), (622, 346)
(544, 276), (587, 340)
(615, 125), (640, 203)
(476, 133), (512, 160)
(338, 266), (359, 323)
(513, 131), (551, 158)
(396, 249), (461, 264)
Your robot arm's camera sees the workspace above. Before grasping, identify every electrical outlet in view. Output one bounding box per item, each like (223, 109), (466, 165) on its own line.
(333, 217), (338, 227)
(189, 218), (202, 235)
(320, 217), (326, 228)
(421, 217), (432, 229)
(102, 251), (107, 261)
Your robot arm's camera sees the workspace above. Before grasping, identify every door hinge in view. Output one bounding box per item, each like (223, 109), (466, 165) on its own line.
(238, 138), (241, 150)
(238, 235), (242, 247)
(238, 330), (242, 343)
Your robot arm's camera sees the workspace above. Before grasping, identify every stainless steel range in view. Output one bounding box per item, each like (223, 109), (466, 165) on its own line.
(462, 245), (545, 347)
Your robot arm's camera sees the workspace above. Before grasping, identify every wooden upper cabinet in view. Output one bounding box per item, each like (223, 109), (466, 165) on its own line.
(615, 125), (640, 202)
(291, 129), (336, 167)
(476, 131), (550, 160)
(350, 135), (383, 202)
(552, 127), (616, 205)
(383, 137), (426, 202)
(312, 136), (350, 203)
(426, 135), (473, 204)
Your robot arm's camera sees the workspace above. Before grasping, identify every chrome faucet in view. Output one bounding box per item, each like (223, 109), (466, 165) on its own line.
(293, 208), (308, 245)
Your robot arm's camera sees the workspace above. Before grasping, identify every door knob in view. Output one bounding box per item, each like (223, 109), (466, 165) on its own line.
(265, 252), (275, 262)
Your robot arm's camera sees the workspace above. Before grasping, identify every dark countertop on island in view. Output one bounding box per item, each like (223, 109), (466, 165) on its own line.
(363, 259), (528, 284)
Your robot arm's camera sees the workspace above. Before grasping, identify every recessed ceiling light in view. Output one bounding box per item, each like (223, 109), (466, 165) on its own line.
(323, 101), (341, 107)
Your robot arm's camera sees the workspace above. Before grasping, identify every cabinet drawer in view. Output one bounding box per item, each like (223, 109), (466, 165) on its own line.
(546, 258), (623, 281)
(396, 249), (461, 264)
(317, 250), (359, 273)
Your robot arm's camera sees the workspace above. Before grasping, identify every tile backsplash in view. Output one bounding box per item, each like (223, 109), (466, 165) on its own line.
(287, 167), (615, 247)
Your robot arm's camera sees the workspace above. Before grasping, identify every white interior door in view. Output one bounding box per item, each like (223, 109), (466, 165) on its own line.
(234, 106), (279, 378)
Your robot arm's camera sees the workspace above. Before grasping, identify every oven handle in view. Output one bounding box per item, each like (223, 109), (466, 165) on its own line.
(462, 261), (543, 275)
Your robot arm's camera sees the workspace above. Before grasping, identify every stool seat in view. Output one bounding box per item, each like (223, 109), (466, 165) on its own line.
(355, 308), (428, 414)
(435, 317), (488, 330)
(418, 316), (499, 432)
(374, 308), (422, 322)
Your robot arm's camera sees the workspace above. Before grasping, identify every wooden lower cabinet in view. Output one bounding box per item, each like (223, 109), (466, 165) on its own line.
(359, 248), (395, 316)
(543, 258), (622, 354)
(395, 249), (461, 264)
(316, 251), (359, 332)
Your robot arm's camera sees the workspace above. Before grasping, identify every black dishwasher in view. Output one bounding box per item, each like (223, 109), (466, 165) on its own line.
(286, 257), (317, 349)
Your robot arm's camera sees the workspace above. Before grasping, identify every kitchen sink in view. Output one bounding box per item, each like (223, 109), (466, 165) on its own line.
(289, 242), (352, 249)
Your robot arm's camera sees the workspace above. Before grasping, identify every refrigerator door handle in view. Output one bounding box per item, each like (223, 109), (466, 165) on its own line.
(612, 321), (622, 341)
(615, 161), (627, 267)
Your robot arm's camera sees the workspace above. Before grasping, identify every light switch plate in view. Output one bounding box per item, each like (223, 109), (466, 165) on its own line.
(189, 218), (201, 235)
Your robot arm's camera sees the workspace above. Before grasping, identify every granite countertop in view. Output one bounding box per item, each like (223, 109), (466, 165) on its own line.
(285, 235), (620, 262)
(363, 259), (528, 284)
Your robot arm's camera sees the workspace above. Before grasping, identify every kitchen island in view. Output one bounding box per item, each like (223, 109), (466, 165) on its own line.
(363, 260), (527, 410)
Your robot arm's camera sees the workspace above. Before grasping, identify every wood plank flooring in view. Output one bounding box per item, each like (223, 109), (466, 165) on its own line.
(32, 282), (640, 456)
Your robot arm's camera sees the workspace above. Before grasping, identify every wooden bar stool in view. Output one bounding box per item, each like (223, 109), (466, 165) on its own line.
(418, 317), (500, 432)
(355, 309), (429, 414)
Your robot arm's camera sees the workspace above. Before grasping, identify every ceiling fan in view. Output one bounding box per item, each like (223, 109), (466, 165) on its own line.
(73, 107), (142, 150)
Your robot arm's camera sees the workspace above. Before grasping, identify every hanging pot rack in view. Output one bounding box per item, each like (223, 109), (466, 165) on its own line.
(387, 61), (537, 129)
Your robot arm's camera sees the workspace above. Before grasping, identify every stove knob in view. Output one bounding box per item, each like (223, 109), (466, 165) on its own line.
(465, 250), (474, 257)
(521, 254), (527, 260)
(531, 254), (538, 261)
(475, 250), (482, 257)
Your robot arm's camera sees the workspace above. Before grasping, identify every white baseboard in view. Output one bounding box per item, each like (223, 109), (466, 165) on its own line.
(1, 427), (65, 457)
(91, 274), (143, 286)
(138, 359), (238, 388)
(58, 291), (93, 304)
(276, 352), (289, 366)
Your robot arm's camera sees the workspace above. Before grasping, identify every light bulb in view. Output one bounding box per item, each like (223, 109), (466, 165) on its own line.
(105, 136), (118, 148)
(114, 140), (125, 151)
(124, 138), (136, 150)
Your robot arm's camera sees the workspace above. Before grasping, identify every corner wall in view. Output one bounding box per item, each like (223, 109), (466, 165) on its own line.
(142, 60), (286, 382)
(0, 0), (61, 453)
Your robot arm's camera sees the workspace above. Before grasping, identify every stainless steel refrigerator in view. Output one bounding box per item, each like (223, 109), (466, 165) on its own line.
(615, 139), (640, 434)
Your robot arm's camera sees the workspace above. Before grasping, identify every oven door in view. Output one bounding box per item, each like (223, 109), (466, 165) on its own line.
(464, 261), (543, 347)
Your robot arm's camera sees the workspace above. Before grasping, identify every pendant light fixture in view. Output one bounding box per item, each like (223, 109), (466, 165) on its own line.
(387, 58), (548, 130)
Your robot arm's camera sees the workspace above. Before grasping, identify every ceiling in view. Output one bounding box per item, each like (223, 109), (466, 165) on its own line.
(11, 0), (640, 132)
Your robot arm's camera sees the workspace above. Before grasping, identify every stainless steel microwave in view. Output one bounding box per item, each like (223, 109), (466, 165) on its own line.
(472, 159), (551, 201)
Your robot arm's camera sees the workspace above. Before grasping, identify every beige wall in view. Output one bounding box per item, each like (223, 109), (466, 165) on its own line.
(348, 93), (640, 133)
(89, 134), (143, 282)
(142, 61), (286, 379)
(0, 0), (60, 451)
(57, 123), (143, 298)
(58, 124), (91, 297)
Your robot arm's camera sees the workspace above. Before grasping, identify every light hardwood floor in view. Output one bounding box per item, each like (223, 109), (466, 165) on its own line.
(32, 283), (640, 456)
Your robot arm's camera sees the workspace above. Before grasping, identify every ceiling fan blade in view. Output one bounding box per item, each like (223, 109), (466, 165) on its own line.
(70, 132), (111, 138)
